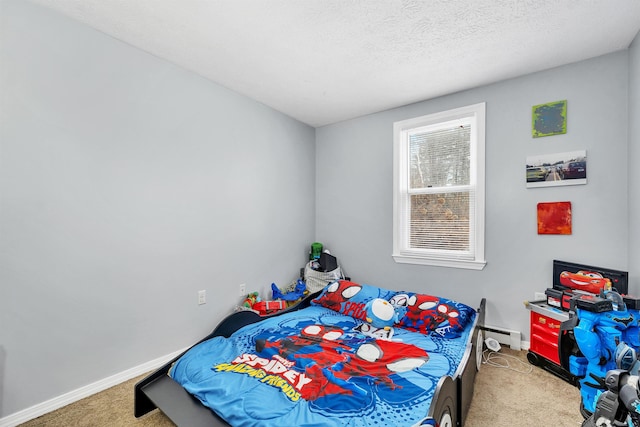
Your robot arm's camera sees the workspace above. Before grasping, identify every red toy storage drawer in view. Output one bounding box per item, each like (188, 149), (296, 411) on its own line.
(529, 310), (562, 364)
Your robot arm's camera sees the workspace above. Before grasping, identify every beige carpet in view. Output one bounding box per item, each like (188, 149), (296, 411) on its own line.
(19, 348), (582, 427)
(465, 348), (582, 427)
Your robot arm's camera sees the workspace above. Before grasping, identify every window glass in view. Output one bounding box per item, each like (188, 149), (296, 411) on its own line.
(393, 103), (486, 270)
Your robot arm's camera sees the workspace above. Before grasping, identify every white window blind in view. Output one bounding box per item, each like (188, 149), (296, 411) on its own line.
(393, 103), (486, 270)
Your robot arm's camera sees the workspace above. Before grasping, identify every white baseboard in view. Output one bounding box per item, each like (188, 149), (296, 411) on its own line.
(0, 348), (185, 427)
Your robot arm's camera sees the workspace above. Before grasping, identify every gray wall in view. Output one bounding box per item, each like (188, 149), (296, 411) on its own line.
(1, 0), (638, 421)
(316, 50), (631, 339)
(0, 0), (315, 417)
(629, 33), (639, 290)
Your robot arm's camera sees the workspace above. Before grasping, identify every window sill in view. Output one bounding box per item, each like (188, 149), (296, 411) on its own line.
(392, 254), (486, 270)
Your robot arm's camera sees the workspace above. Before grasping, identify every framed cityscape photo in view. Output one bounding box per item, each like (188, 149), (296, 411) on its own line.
(526, 150), (586, 188)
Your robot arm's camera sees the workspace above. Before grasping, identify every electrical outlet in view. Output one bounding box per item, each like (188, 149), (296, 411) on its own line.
(198, 290), (206, 305)
(239, 283), (246, 296)
(534, 292), (546, 301)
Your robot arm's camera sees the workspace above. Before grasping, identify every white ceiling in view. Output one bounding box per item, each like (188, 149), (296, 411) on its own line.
(30, 0), (640, 127)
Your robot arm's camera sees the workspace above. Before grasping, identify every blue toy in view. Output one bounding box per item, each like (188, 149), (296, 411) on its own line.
(572, 291), (640, 415)
(581, 368), (640, 427)
(364, 298), (404, 330)
(271, 279), (307, 301)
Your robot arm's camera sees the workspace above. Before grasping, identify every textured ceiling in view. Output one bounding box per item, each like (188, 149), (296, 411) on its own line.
(30, 0), (640, 127)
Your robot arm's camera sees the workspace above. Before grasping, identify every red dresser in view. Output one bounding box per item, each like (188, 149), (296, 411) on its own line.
(526, 300), (578, 385)
(528, 302), (567, 364)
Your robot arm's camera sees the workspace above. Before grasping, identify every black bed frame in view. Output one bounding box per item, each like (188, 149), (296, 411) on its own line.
(135, 293), (486, 427)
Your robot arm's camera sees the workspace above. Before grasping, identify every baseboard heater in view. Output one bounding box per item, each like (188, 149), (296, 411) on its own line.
(481, 325), (522, 351)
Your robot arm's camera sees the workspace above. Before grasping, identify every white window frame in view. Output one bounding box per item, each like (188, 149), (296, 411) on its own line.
(392, 103), (486, 270)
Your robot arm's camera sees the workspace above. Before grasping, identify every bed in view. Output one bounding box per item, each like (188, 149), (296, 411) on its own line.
(135, 280), (486, 427)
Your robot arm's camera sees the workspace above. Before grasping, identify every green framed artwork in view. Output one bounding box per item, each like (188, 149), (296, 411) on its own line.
(532, 100), (567, 138)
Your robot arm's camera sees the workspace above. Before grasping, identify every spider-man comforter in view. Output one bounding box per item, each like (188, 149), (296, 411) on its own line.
(170, 285), (475, 427)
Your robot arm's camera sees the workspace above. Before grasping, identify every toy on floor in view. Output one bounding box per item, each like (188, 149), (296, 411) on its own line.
(242, 292), (260, 309)
(573, 291), (640, 416)
(271, 279), (306, 302)
(581, 368), (640, 427)
(240, 291), (288, 315)
(252, 300), (287, 315)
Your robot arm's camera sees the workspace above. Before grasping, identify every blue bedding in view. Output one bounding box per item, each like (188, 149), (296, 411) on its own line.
(170, 304), (475, 427)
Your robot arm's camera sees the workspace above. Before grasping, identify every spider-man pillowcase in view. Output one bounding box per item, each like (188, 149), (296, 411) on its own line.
(311, 280), (395, 321)
(311, 281), (475, 337)
(391, 292), (475, 337)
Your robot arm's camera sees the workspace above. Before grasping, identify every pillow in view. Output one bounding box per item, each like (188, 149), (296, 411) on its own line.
(311, 281), (476, 337)
(392, 292), (475, 337)
(311, 280), (395, 322)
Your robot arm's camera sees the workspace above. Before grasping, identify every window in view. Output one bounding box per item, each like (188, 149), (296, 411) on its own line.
(393, 103), (486, 270)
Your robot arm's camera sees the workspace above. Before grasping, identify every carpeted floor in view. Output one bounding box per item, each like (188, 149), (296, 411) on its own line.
(19, 348), (582, 427)
(465, 348), (582, 427)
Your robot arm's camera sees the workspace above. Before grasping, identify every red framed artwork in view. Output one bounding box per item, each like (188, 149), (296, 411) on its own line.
(537, 201), (572, 235)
